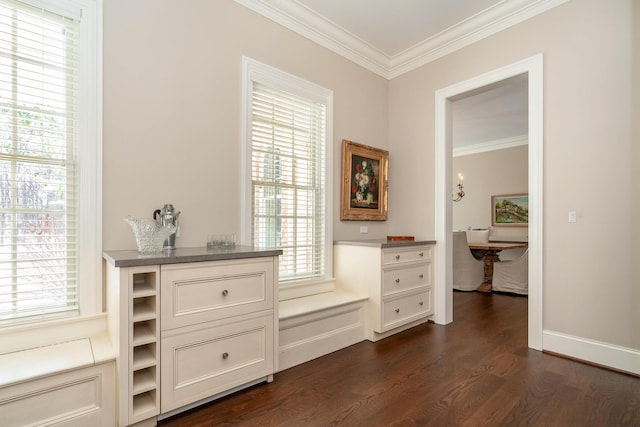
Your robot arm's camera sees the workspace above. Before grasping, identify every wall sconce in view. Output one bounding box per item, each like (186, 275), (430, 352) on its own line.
(453, 173), (465, 202)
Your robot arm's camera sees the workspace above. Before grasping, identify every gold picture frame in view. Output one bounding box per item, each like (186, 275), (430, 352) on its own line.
(491, 193), (529, 226)
(340, 139), (388, 221)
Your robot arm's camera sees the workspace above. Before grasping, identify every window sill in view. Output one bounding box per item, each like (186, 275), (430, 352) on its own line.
(279, 277), (336, 301)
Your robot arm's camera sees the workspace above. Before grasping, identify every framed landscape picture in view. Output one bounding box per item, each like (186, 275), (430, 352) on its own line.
(340, 139), (388, 221)
(492, 194), (528, 226)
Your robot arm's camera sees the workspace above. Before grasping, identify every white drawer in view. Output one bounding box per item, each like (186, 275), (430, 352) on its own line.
(161, 258), (274, 331)
(382, 246), (431, 266)
(161, 315), (273, 413)
(380, 288), (432, 332)
(382, 263), (431, 296)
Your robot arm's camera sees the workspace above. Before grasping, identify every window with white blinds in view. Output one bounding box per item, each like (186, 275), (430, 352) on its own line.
(0, 0), (81, 324)
(243, 58), (333, 292)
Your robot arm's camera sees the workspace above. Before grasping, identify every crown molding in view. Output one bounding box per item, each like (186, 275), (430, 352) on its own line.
(453, 134), (528, 157)
(388, 0), (568, 78)
(234, 0), (390, 77)
(235, 0), (568, 80)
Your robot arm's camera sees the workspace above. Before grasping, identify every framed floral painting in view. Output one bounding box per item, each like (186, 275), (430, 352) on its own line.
(340, 139), (388, 221)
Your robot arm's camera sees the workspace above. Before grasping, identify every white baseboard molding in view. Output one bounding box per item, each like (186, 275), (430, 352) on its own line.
(543, 329), (640, 375)
(279, 297), (366, 371)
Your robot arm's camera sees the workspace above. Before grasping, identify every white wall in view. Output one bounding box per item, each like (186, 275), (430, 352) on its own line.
(103, 0), (639, 358)
(452, 145), (528, 242)
(633, 1), (640, 351)
(388, 0), (638, 351)
(103, 0), (390, 251)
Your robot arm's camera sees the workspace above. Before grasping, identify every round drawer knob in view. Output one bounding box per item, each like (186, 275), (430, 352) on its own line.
(419, 301), (424, 306)
(419, 252), (424, 257)
(395, 255), (400, 260)
(419, 274), (424, 279)
(395, 278), (400, 284)
(395, 308), (400, 313)
(222, 352), (229, 359)
(222, 289), (229, 296)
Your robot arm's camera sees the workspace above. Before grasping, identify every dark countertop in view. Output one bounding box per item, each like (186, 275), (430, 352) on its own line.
(334, 239), (436, 249)
(103, 246), (283, 268)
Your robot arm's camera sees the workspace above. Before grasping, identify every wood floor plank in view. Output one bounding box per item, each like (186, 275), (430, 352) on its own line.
(159, 291), (640, 426)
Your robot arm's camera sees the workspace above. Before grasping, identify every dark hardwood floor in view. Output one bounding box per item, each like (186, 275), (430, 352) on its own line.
(159, 291), (639, 426)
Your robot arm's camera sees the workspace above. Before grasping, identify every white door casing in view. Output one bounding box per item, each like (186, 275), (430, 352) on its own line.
(433, 54), (543, 350)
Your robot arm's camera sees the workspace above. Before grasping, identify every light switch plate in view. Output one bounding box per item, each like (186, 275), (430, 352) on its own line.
(568, 211), (577, 223)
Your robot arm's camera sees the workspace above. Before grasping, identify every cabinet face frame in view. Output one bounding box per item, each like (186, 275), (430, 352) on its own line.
(159, 258), (278, 413)
(377, 247), (433, 333)
(333, 243), (434, 341)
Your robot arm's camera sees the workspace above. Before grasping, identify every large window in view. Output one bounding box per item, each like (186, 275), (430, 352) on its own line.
(242, 57), (333, 299)
(0, 0), (101, 326)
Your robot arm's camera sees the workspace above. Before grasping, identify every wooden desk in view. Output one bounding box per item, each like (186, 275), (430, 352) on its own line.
(467, 242), (527, 292)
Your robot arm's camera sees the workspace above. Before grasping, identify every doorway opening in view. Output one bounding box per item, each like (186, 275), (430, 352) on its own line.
(433, 54), (543, 350)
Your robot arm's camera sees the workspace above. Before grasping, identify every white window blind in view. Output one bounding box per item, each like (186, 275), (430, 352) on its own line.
(0, 0), (80, 324)
(250, 82), (327, 284)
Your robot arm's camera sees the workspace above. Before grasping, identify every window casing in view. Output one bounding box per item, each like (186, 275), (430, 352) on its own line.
(242, 57), (333, 300)
(0, 0), (101, 327)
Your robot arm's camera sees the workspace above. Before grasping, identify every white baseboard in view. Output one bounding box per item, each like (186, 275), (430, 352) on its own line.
(543, 330), (640, 375)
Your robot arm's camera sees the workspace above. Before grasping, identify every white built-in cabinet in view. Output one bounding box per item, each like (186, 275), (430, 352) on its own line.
(105, 248), (280, 427)
(334, 240), (434, 341)
(159, 258), (276, 414)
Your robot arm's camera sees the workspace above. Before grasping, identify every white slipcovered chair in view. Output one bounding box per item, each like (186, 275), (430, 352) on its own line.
(453, 231), (484, 291)
(465, 229), (489, 244)
(492, 249), (529, 295)
(466, 228), (489, 260)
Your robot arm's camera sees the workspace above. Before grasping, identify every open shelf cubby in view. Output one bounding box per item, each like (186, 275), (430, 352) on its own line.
(132, 271), (157, 297)
(132, 320), (156, 346)
(128, 268), (160, 424)
(132, 366), (157, 395)
(133, 343), (157, 370)
(133, 295), (157, 322)
(132, 389), (157, 418)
